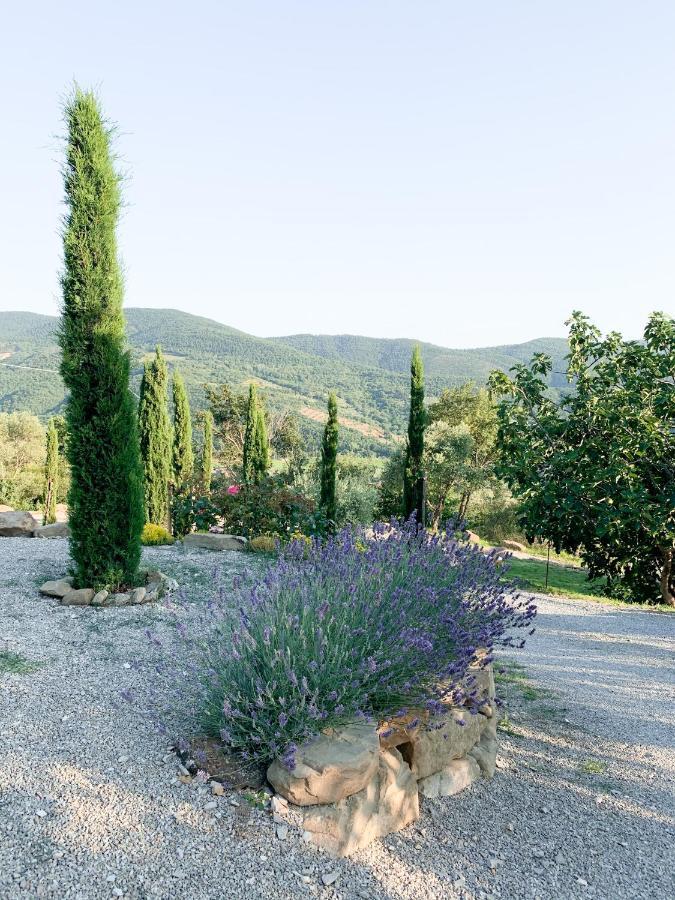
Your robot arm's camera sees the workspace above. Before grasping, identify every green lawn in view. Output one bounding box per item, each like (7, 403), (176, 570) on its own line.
(502, 555), (674, 613)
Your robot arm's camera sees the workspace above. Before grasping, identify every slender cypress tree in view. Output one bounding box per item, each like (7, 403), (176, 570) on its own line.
(242, 384), (257, 483)
(43, 418), (59, 525)
(319, 393), (339, 527)
(243, 384), (270, 484)
(138, 346), (172, 525)
(253, 405), (270, 483)
(59, 88), (144, 587)
(200, 411), (213, 493)
(172, 370), (194, 490)
(403, 345), (426, 525)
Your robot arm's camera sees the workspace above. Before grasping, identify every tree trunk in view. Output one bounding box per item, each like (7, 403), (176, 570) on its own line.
(458, 491), (472, 522)
(660, 548), (675, 607)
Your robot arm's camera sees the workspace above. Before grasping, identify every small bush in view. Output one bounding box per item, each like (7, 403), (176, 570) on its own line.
(155, 521), (535, 769)
(141, 523), (175, 546)
(248, 535), (278, 554)
(218, 474), (325, 538)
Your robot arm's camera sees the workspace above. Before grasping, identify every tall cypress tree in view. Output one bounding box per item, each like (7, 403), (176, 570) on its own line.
(200, 410), (213, 493)
(403, 345), (426, 525)
(243, 384), (270, 484)
(43, 418), (59, 526)
(242, 384), (257, 483)
(253, 405), (270, 483)
(172, 370), (194, 490)
(138, 346), (172, 525)
(319, 393), (339, 527)
(59, 88), (144, 587)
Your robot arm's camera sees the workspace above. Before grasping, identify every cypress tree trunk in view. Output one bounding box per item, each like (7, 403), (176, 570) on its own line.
(138, 346), (172, 525)
(403, 345), (426, 526)
(320, 393), (339, 527)
(59, 88), (144, 587)
(43, 418), (58, 525)
(242, 384), (257, 483)
(200, 411), (213, 494)
(172, 370), (194, 490)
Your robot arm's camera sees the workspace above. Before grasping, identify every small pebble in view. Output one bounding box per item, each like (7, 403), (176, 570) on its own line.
(322, 872), (339, 886)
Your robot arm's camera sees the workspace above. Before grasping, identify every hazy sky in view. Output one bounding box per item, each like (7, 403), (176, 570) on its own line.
(1, 2), (673, 347)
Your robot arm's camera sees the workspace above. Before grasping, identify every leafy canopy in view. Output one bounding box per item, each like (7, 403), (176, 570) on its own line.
(489, 311), (675, 606)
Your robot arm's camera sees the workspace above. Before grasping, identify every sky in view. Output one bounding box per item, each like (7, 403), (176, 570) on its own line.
(1, 1), (674, 348)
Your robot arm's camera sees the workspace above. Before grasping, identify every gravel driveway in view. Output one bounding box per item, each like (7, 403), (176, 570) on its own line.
(0, 538), (673, 900)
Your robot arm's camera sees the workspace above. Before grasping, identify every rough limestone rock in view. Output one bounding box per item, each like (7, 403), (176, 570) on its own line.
(0, 511), (39, 537)
(91, 590), (109, 606)
(34, 522), (70, 539)
(406, 709), (486, 780)
(502, 540), (526, 552)
(267, 723), (379, 806)
(108, 592), (131, 606)
(61, 588), (95, 606)
(40, 578), (75, 599)
(130, 586), (147, 604)
(302, 747), (419, 856)
(0, 505), (14, 513)
(468, 731), (498, 778)
(418, 755), (481, 799)
(182, 533), (247, 552)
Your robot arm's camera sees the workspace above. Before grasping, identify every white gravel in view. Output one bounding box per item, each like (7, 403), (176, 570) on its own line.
(0, 538), (673, 899)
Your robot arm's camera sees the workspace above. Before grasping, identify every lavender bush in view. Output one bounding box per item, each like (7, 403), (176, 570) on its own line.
(156, 521), (535, 768)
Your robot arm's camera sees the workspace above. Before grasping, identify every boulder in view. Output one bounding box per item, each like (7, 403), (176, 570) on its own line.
(91, 590), (109, 606)
(404, 709), (486, 780)
(267, 723), (379, 806)
(61, 588), (95, 606)
(0, 511), (39, 537)
(130, 587), (147, 604)
(418, 756), (481, 799)
(34, 522), (70, 539)
(502, 540), (526, 552)
(108, 592), (131, 606)
(468, 731), (498, 779)
(182, 533), (247, 552)
(40, 578), (75, 598)
(302, 747), (419, 856)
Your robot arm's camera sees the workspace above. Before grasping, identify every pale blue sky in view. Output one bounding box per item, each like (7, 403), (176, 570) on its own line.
(1, 1), (673, 347)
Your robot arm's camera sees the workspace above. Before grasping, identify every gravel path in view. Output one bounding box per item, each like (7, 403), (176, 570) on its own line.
(0, 539), (673, 900)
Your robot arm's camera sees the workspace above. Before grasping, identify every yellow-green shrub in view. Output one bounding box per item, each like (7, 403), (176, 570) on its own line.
(141, 523), (174, 546)
(248, 535), (278, 554)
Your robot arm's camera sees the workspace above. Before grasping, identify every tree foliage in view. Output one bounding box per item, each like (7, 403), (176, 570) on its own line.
(172, 369), (194, 490)
(403, 345), (426, 523)
(426, 383), (499, 526)
(319, 393), (339, 526)
(490, 311), (675, 606)
(242, 384), (269, 484)
(43, 418), (59, 525)
(138, 347), (172, 526)
(199, 410), (213, 494)
(59, 88), (144, 586)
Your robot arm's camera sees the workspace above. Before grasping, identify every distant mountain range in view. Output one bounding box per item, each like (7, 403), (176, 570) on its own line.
(0, 308), (568, 455)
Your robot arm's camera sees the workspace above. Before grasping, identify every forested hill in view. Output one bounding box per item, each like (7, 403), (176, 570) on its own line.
(0, 308), (568, 455)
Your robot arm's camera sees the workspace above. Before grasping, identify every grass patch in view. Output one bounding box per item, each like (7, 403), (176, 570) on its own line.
(495, 659), (552, 702)
(0, 651), (40, 674)
(579, 759), (608, 775)
(501, 556), (675, 613)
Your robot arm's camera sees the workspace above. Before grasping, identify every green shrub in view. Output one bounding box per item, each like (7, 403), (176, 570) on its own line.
(248, 535), (278, 554)
(218, 475), (325, 538)
(141, 523), (175, 546)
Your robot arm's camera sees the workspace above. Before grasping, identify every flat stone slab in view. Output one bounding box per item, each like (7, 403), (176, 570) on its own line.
(268, 723), (380, 806)
(182, 533), (247, 552)
(0, 511), (39, 537)
(34, 522), (70, 539)
(40, 578), (75, 598)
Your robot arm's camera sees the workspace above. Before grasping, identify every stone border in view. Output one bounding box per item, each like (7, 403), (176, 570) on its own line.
(265, 664), (497, 856)
(39, 569), (178, 607)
